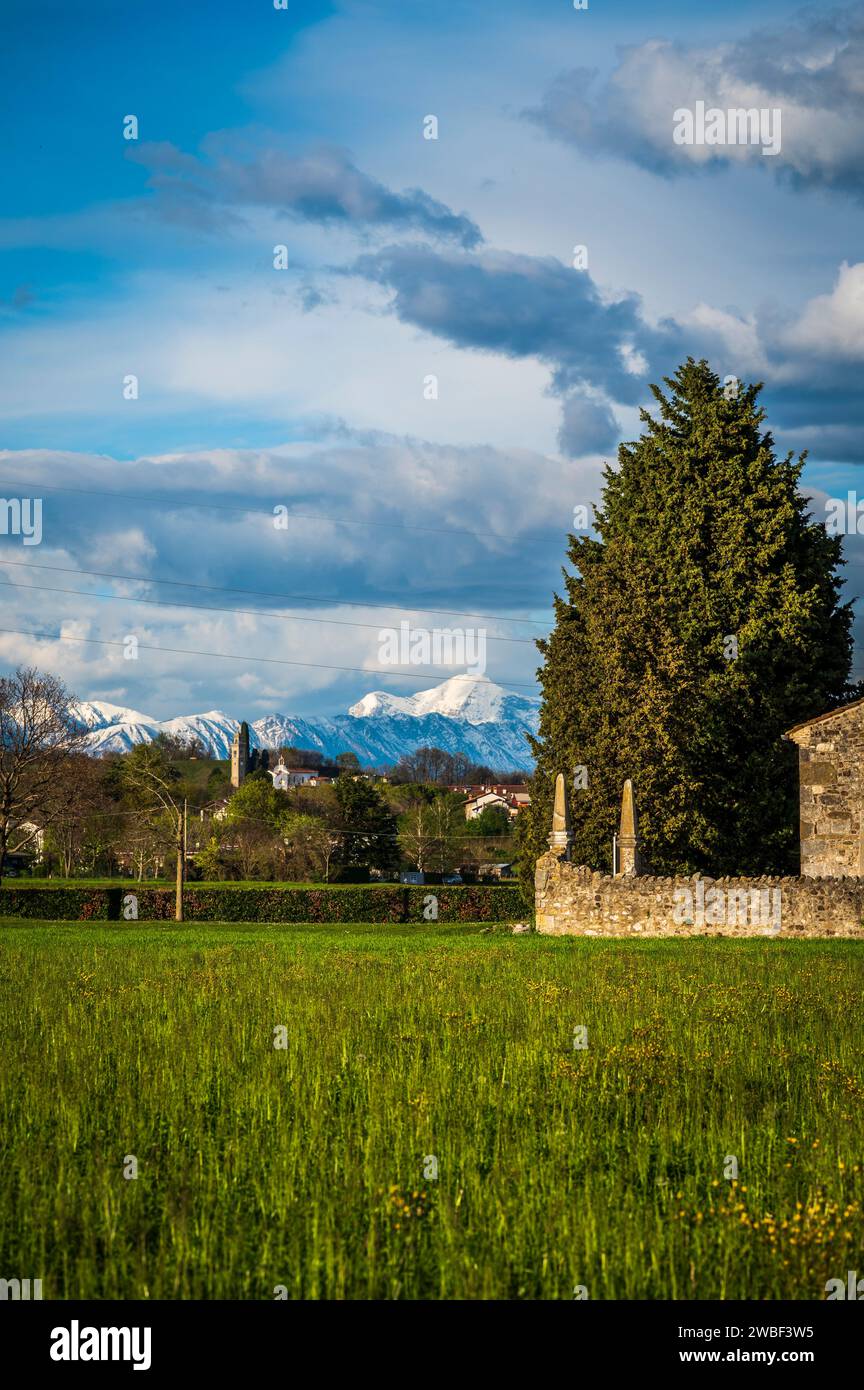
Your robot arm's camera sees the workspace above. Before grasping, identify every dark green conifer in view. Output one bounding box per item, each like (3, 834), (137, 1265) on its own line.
(520, 359), (856, 886)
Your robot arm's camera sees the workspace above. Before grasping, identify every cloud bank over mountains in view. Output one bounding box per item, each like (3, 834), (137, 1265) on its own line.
(2, 0), (864, 707)
(0, 435), (569, 718)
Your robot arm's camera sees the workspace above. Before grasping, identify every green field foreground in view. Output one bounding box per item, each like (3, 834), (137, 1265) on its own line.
(1, 921), (862, 1300)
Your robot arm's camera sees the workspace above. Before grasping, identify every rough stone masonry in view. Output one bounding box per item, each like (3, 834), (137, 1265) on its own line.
(785, 697), (864, 878)
(535, 694), (864, 937)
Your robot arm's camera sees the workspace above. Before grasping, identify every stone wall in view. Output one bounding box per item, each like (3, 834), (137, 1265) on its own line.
(787, 704), (864, 878)
(535, 852), (864, 938)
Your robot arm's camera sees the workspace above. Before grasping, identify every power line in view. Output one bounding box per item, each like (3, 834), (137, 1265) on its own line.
(0, 557), (551, 628)
(0, 625), (541, 690)
(193, 786), (527, 839)
(42, 806), (168, 821)
(20, 798), (522, 840)
(141, 815), (516, 843)
(0, 477), (573, 546)
(0, 576), (537, 646)
(92, 806), (521, 843)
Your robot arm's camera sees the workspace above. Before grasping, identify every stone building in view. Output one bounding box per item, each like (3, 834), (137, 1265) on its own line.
(784, 697), (864, 877)
(230, 721), (269, 788)
(533, 714), (864, 937)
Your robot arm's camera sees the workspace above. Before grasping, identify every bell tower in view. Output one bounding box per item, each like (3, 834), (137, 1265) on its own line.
(231, 722), (250, 788)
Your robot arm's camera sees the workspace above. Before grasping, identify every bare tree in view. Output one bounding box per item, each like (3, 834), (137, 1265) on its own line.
(398, 801), (438, 874)
(279, 811), (339, 881)
(115, 813), (173, 882)
(154, 730), (206, 759)
(0, 667), (85, 886)
(44, 753), (110, 877)
(390, 746), (497, 786)
(225, 818), (281, 880)
(427, 794), (463, 874)
(398, 794), (464, 874)
(121, 744), (187, 919)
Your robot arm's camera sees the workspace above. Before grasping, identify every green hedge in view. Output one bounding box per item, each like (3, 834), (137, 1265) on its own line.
(0, 884), (524, 924)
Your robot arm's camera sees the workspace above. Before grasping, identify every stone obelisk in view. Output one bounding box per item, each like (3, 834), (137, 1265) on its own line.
(617, 778), (640, 876)
(548, 772), (573, 860)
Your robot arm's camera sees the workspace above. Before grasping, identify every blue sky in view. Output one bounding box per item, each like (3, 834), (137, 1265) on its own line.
(1, 0), (863, 718)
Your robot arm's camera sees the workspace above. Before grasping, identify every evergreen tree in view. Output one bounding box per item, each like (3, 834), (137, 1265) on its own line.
(225, 776), (283, 829)
(520, 359), (856, 886)
(333, 774), (398, 870)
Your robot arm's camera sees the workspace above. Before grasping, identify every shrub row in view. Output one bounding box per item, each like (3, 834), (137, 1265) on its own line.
(0, 883), (524, 924)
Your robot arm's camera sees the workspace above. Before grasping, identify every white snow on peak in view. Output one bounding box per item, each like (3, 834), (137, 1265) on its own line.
(160, 710), (236, 730)
(71, 699), (157, 731)
(347, 690), (419, 719)
(411, 674), (509, 722)
(348, 675), (515, 724)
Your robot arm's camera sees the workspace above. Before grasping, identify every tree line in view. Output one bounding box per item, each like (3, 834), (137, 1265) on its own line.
(0, 668), (518, 910)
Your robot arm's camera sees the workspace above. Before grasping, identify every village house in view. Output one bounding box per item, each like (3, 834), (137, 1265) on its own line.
(463, 790), (511, 820)
(15, 821), (45, 860)
(500, 785), (531, 813)
(458, 784), (531, 821)
(1, 820), (45, 874)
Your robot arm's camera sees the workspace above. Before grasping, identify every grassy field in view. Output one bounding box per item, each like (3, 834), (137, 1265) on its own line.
(1, 920), (862, 1300)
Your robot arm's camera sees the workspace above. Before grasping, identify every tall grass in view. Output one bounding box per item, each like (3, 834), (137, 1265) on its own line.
(1, 921), (862, 1299)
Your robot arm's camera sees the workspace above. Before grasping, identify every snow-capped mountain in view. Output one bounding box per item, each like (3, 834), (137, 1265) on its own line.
(70, 700), (157, 732)
(73, 675), (539, 771)
(158, 711), (241, 759)
(349, 673), (527, 724)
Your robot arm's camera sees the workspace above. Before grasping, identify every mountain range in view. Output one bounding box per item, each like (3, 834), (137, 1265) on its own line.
(70, 675), (540, 771)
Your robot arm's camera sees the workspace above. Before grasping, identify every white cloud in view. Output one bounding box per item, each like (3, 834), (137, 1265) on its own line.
(529, 9), (864, 196)
(777, 261), (864, 360)
(0, 433), (588, 714)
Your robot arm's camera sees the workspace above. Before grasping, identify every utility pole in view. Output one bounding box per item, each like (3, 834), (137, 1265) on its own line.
(175, 807), (184, 922)
(122, 750), (186, 922)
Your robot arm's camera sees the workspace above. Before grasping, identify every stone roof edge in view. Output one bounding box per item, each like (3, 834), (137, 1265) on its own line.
(784, 696), (864, 740)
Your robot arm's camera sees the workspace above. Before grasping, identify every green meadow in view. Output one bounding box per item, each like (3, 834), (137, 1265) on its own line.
(1, 921), (862, 1300)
